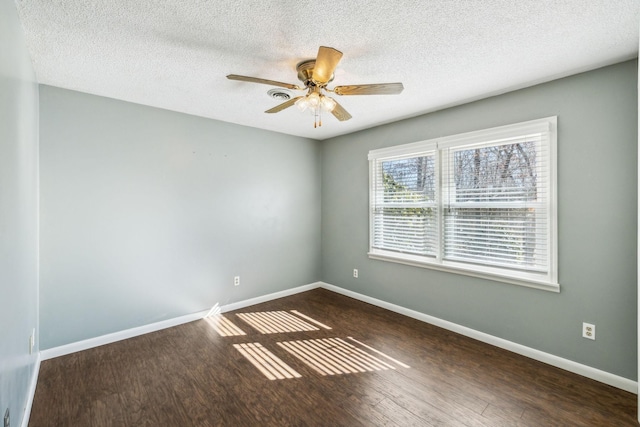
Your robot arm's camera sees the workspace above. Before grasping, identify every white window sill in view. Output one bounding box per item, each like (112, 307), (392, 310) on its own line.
(368, 250), (560, 293)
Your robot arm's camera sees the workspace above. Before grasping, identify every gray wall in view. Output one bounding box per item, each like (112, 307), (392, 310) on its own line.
(39, 86), (321, 349)
(29, 52), (640, 382)
(321, 60), (638, 380)
(0, 0), (40, 425)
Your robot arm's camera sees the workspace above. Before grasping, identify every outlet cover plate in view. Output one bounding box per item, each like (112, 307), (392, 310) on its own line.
(582, 322), (595, 340)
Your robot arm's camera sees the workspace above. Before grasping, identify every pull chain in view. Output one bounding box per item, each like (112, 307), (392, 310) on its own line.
(311, 102), (323, 127)
(313, 108), (323, 127)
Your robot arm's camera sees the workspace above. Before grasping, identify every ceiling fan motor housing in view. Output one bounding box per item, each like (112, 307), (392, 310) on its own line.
(296, 59), (334, 87)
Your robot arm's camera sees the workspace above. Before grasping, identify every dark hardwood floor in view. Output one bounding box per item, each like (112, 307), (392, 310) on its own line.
(29, 288), (637, 426)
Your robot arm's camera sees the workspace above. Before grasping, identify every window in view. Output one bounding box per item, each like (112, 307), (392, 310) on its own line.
(368, 117), (557, 291)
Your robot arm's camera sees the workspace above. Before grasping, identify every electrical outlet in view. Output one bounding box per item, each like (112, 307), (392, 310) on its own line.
(582, 322), (595, 340)
(4, 408), (9, 427)
(234, 276), (240, 286)
(353, 269), (358, 278)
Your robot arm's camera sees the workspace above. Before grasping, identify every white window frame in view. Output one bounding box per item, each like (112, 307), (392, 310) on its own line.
(368, 117), (558, 292)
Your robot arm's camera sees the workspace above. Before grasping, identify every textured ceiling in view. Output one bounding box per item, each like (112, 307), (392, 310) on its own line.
(15, 0), (640, 140)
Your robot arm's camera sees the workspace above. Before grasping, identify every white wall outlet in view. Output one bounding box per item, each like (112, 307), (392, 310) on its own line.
(234, 276), (240, 286)
(582, 322), (595, 340)
(353, 268), (358, 278)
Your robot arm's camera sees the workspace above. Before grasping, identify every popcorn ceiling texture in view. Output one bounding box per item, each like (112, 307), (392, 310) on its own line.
(14, 0), (639, 140)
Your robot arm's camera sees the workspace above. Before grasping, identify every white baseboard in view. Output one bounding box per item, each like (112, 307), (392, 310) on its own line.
(21, 353), (40, 427)
(40, 309), (209, 360)
(220, 282), (321, 313)
(40, 282), (322, 361)
(37, 280), (636, 394)
(319, 282), (638, 394)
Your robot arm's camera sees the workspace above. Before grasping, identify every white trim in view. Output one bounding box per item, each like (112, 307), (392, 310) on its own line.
(36, 281), (635, 394)
(368, 251), (559, 292)
(318, 282), (637, 394)
(368, 139), (438, 160)
(21, 353), (40, 427)
(40, 310), (209, 360)
(436, 117), (552, 149)
(40, 282), (323, 360)
(220, 282), (321, 313)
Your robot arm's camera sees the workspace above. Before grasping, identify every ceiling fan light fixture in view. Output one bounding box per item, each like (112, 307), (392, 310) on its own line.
(295, 96), (309, 112)
(307, 92), (321, 108)
(320, 95), (337, 112)
(295, 92), (335, 114)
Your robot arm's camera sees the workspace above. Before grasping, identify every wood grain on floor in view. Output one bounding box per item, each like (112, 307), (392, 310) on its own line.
(29, 288), (637, 426)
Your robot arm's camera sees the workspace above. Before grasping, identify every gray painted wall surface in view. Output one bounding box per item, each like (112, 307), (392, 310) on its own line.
(321, 60), (638, 380)
(0, 0), (40, 424)
(39, 86), (321, 349)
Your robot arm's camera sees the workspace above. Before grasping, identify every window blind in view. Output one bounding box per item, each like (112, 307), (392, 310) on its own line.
(442, 133), (549, 273)
(368, 117), (557, 289)
(371, 152), (438, 257)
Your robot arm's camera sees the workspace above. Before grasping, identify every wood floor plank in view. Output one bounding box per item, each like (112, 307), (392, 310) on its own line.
(29, 288), (637, 426)
(375, 397), (437, 426)
(373, 370), (495, 427)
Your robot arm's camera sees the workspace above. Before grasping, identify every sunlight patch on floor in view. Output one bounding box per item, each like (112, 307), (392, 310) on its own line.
(347, 337), (410, 369)
(205, 315), (246, 336)
(233, 342), (302, 380)
(236, 311), (322, 334)
(278, 337), (406, 376)
(290, 310), (332, 329)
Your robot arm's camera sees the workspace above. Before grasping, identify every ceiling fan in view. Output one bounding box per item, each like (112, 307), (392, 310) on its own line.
(227, 46), (404, 128)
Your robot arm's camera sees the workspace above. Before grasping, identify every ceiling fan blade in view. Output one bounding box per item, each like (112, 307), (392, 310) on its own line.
(312, 46), (343, 84)
(227, 74), (301, 90)
(333, 83), (404, 96)
(331, 99), (352, 121)
(265, 96), (304, 113)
